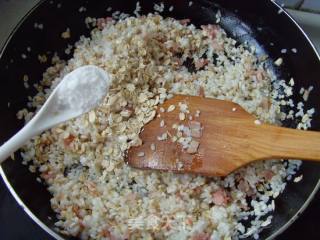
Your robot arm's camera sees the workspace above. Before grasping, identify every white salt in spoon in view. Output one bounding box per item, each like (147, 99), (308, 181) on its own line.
(0, 65), (111, 163)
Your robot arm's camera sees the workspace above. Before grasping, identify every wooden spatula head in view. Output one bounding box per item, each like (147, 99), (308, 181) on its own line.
(127, 95), (320, 176)
(127, 95), (262, 176)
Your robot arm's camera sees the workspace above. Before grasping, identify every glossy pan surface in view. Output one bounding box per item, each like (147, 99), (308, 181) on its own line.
(0, 0), (319, 239)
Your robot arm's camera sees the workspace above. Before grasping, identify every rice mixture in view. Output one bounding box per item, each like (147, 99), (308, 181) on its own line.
(19, 14), (311, 240)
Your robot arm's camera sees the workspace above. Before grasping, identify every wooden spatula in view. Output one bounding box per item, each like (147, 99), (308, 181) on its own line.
(127, 95), (320, 176)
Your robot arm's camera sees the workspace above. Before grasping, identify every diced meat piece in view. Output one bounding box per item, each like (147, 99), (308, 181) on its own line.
(212, 189), (229, 206)
(186, 217), (193, 225)
(40, 137), (51, 146)
(198, 86), (205, 97)
(201, 24), (219, 39)
(211, 40), (224, 51)
(187, 140), (200, 154)
(193, 186), (202, 195)
(72, 205), (83, 219)
(240, 203), (250, 211)
(101, 231), (124, 240)
(201, 24), (224, 51)
(190, 121), (201, 128)
(192, 233), (210, 240)
(97, 17), (113, 30)
(40, 171), (56, 181)
(125, 193), (137, 203)
(260, 170), (274, 180)
(247, 68), (266, 82)
(79, 221), (85, 229)
(195, 58), (209, 70)
(100, 229), (111, 238)
(237, 179), (255, 197)
(260, 98), (270, 110)
(175, 191), (183, 199)
(189, 121), (202, 138)
(171, 42), (179, 52)
(173, 57), (183, 66)
(256, 69), (264, 81)
(182, 126), (191, 137)
(64, 134), (75, 147)
(165, 40), (180, 52)
(237, 179), (250, 192)
(97, 18), (106, 30)
(85, 182), (100, 196)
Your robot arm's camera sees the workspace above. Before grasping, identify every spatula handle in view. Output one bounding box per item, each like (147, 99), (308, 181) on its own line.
(258, 124), (320, 161)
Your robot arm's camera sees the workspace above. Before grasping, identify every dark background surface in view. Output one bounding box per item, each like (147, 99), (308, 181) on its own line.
(0, 176), (319, 240)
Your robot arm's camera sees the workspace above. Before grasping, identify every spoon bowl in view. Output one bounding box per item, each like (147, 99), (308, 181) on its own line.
(0, 65), (110, 164)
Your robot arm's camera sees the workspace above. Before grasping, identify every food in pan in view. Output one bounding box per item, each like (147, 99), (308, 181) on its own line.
(17, 6), (313, 240)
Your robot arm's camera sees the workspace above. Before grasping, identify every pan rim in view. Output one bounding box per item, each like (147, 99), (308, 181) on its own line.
(0, 0), (319, 239)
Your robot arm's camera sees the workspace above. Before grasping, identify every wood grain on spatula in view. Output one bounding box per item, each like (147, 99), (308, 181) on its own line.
(127, 95), (320, 177)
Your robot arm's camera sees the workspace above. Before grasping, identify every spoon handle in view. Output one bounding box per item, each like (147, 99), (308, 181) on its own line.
(0, 119), (38, 164)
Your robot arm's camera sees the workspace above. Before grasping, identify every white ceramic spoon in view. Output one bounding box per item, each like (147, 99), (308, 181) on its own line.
(0, 65), (111, 163)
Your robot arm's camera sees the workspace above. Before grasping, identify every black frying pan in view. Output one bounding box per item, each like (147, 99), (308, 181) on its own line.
(0, 0), (319, 239)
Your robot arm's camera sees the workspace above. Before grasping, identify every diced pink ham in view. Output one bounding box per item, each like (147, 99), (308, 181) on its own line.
(195, 58), (209, 70)
(212, 189), (229, 206)
(187, 140), (200, 154)
(260, 98), (270, 110)
(192, 233), (210, 240)
(125, 193), (137, 203)
(211, 41), (224, 51)
(40, 171), (56, 181)
(237, 179), (255, 197)
(237, 179), (250, 193)
(260, 170), (274, 180)
(201, 24), (219, 39)
(96, 17), (113, 30)
(63, 134), (75, 147)
(189, 121), (202, 138)
(201, 24), (224, 51)
(198, 86), (205, 97)
(186, 217), (193, 225)
(256, 69), (264, 81)
(72, 205), (83, 219)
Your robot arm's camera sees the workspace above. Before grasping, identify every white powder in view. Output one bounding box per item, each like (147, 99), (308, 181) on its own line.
(54, 65), (111, 113)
